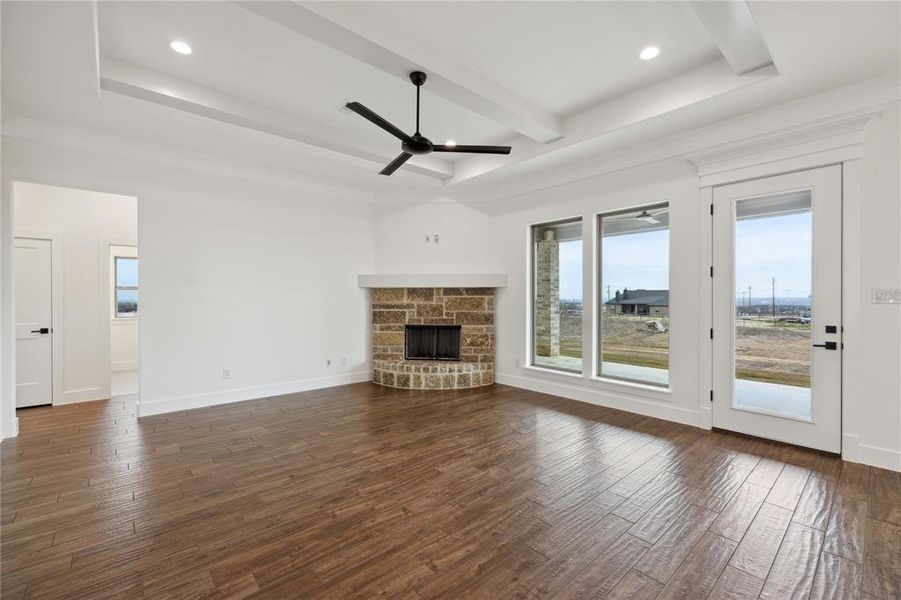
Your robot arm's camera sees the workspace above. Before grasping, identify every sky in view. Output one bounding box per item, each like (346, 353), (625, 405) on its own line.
(558, 240), (583, 300)
(556, 211), (811, 304)
(116, 256), (139, 286)
(736, 212), (811, 302)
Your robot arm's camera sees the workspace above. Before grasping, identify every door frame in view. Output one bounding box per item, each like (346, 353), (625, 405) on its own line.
(14, 231), (63, 406)
(698, 156), (864, 461)
(709, 165), (843, 452)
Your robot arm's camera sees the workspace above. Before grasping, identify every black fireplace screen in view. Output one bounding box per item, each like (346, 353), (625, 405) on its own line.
(405, 325), (462, 361)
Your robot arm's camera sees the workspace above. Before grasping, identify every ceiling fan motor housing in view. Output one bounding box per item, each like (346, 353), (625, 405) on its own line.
(402, 134), (432, 155)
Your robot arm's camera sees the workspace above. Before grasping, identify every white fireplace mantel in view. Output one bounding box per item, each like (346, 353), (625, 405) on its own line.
(357, 273), (507, 288)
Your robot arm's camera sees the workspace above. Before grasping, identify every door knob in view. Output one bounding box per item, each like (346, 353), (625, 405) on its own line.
(30, 327), (49, 334)
(812, 341), (837, 350)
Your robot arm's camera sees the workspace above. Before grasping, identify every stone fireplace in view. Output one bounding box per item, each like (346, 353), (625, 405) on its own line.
(369, 287), (494, 389)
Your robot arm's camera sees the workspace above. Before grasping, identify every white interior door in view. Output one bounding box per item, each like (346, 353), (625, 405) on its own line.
(712, 165), (842, 452)
(15, 237), (53, 408)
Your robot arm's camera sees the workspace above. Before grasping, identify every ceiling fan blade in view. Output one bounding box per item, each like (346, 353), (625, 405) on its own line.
(379, 152), (413, 176)
(346, 102), (410, 142)
(432, 144), (511, 155)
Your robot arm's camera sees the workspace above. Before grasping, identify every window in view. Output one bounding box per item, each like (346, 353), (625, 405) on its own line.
(531, 218), (582, 372)
(114, 257), (139, 318)
(599, 204), (669, 386)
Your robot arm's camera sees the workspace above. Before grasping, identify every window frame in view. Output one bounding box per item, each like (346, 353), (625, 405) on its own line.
(113, 255), (139, 319)
(596, 201), (671, 389)
(529, 216), (584, 374)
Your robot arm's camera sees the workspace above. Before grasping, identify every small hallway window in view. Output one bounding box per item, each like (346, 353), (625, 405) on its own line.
(114, 256), (139, 318)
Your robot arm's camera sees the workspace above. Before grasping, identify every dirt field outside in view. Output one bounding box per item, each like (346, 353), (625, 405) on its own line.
(560, 309), (811, 388)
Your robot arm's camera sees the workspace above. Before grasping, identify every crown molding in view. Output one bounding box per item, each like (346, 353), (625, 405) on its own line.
(686, 110), (879, 186)
(0, 113), (376, 203)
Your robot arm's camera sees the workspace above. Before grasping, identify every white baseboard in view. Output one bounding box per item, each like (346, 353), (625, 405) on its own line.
(495, 371), (703, 428)
(56, 387), (107, 405)
(857, 442), (901, 472)
(1, 417), (19, 440)
(111, 361), (138, 372)
(841, 433), (900, 472)
(138, 371), (372, 417)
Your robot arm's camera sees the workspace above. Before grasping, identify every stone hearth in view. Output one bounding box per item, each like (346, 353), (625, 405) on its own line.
(370, 287), (494, 389)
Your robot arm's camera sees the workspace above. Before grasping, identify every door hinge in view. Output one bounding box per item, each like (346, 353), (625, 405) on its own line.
(710, 328), (714, 339)
(710, 266), (714, 278)
(710, 204), (714, 215)
(710, 390), (714, 402)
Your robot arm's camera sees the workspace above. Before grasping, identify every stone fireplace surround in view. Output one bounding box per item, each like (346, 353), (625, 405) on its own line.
(370, 287), (494, 389)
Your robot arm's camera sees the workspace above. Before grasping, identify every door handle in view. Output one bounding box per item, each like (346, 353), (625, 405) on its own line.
(812, 341), (837, 350)
(30, 328), (49, 334)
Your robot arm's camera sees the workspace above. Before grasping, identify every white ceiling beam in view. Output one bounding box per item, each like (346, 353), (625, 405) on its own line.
(446, 59), (777, 185)
(236, 1), (564, 144)
(690, 1), (775, 76)
(98, 58), (453, 179)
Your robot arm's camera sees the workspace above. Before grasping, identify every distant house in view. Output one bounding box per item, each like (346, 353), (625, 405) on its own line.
(605, 289), (669, 316)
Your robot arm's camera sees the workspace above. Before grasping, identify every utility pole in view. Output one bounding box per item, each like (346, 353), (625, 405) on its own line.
(748, 286), (752, 317)
(606, 285), (611, 303)
(771, 277), (776, 324)
(741, 290), (746, 321)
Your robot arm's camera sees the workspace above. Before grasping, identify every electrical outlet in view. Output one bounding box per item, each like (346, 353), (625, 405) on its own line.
(341, 357), (347, 366)
(326, 358), (332, 367)
(222, 369), (230, 380)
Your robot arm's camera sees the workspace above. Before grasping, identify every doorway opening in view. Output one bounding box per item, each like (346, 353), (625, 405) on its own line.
(13, 181), (139, 409)
(110, 245), (139, 398)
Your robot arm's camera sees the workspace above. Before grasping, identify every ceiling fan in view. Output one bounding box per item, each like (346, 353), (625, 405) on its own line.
(345, 71), (512, 176)
(636, 208), (668, 225)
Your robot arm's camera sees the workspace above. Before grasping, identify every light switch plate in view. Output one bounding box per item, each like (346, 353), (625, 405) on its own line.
(872, 288), (901, 304)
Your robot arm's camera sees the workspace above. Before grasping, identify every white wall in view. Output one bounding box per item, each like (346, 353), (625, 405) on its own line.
(2, 136), (374, 420)
(373, 201), (499, 273)
(14, 182), (137, 404)
(110, 244), (138, 372)
(844, 104), (901, 468)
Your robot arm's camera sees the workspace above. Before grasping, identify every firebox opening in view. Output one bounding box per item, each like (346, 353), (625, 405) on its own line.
(405, 325), (462, 361)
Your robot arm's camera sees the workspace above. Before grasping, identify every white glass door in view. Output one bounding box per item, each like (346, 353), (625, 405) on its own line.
(712, 165), (841, 452)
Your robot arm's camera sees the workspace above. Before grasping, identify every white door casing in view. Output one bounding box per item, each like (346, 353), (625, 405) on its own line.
(712, 165), (842, 452)
(15, 237), (53, 408)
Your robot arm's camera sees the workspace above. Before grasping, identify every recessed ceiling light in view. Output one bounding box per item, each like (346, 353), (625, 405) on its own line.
(444, 140), (457, 147)
(169, 40), (192, 55)
(639, 46), (660, 61)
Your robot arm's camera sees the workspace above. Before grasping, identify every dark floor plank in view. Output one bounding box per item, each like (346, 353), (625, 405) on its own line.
(709, 565), (765, 600)
(810, 551), (862, 600)
(554, 532), (650, 599)
(730, 501), (793, 579)
(760, 521), (825, 599)
(766, 464), (811, 511)
(655, 531), (737, 600)
(794, 474), (837, 531)
(823, 495), (868, 563)
(710, 481), (769, 541)
(633, 503), (719, 583)
(605, 569), (663, 599)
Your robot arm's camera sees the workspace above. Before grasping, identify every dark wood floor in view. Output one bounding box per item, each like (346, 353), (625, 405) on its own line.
(1, 383), (899, 599)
